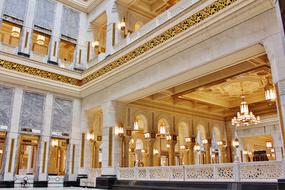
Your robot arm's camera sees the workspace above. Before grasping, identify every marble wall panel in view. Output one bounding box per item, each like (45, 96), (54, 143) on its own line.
(3, 0), (28, 20)
(20, 91), (45, 130)
(34, 0), (56, 30)
(61, 6), (80, 39)
(51, 98), (73, 133)
(0, 86), (13, 128)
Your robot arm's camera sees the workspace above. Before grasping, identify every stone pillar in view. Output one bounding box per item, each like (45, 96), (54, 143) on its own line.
(106, 1), (123, 56)
(3, 88), (23, 181)
(65, 99), (81, 182)
(146, 138), (155, 166)
(74, 12), (88, 70)
(204, 141), (211, 164)
(218, 144), (225, 163)
(123, 136), (130, 167)
(97, 101), (126, 189)
(35, 93), (53, 185)
(168, 137), (177, 166)
(48, 2), (63, 64)
(18, 0), (36, 56)
(263, 33), (285, 155)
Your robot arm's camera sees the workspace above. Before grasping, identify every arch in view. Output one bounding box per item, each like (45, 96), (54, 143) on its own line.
(157, 117), (170, 134)
(178, 121), (189, 144)
(212, 125), (222, 142)
(133, 113), (148, 132)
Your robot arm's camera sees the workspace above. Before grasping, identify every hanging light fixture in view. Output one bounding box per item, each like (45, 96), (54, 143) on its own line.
(232, 137), (239, 148)
(11, 26), (21, 38)
(264, 78), (276, 101)
(231, 95), (260, 127)
(194, 144), (200, 151)
(133, 120), (139, 130)
(159, 122), (166, 135)
(92, 40), (99, 49)
(36, 34), (45, 45)
(119, 17), (126, 31)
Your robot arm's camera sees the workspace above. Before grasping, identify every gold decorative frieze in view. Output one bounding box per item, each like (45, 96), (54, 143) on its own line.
(81, 0), (238, 85)
(0, 60), (80, 85)
(0, 0), (237, 86)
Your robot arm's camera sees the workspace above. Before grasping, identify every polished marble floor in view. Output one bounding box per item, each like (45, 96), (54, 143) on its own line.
(13, 188), (103, 190)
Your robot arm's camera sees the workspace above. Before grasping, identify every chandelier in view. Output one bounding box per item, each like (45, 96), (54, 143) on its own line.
(11, 26), (21, 38)
(264, 78), (276, 101)
(232, 95), (260, 127)
(36, 34), (45, 45)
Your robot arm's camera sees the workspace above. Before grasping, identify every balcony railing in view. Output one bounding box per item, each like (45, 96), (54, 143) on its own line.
(117, 161), (284, 182)
(113, 0), (200, 53)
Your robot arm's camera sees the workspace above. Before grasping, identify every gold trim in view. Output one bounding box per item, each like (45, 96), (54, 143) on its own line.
(72, 144), (75, 174)
(53, 41), (57, 57)
(79, 49), (82, 64)
(0, 60), (80, 85)
(108, 128), (112, 167)
(0, 0), (237, 86)
(81, 0), (238, 84)
(24, 32), (29, 48)
(80, 133), (85, 167)
(87, 42), (90, 62)
(8, 138), (15, 172)
(42, 141), (47, 173)
(112, 23), (116, 46)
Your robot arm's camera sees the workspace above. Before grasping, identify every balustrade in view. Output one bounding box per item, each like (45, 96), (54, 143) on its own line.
(117, 160), (284, 182)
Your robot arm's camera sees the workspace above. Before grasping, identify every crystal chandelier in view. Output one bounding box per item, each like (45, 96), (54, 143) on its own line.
(231, 95), (260, 127)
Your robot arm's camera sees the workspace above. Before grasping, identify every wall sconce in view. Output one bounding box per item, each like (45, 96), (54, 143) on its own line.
(11, 26), (21, 38)
(266, 141), (273, 148)
(92, 40), (100, 54)
(217, 141), (223, 146)
(166, 135), (172, 141)
(202, 139), (208, 144)
(141, 149), (145, 153)
(267, 153), (271, 158)
(36, 34), (45, 45)
(166, 144), (170, 148)
(232, 137), (239, 149)
(271, 148), (275, 153)
(87, 132), (95, 142)
(264, 78), (276, 101)
(51, 139), (59, 147)
(194, 144), (200, 151)
(180, 145), (185, 150)
(185, 137), (191, 143)
(144, 132), (150, 139)
(243, 150), (248, 155)
(120, 17), (126, 31)
(153, 149), (159, 155)
(115, 125), (124, 137)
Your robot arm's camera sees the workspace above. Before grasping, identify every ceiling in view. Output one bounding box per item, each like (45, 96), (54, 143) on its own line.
(56, 0), (103, 12)
(131, 54), (277, 120)
(117, 0), (178, 18)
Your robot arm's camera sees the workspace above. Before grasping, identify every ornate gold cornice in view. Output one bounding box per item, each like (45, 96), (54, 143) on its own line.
(0, 60), (81, 85)
(0, 0), (237, 86)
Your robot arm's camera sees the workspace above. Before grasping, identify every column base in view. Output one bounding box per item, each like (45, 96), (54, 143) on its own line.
(17, 52), (30, 58)
(63, 180), (79, 187)
(278, 179), (285, 190)
(33, 181), (48, 187)
(0, 181), (14, 188)
(96, 175), (117, 189)
(47, 60), (58, 65)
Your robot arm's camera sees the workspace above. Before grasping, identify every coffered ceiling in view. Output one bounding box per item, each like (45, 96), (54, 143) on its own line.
(131, 54), (277, 120)
(117, 0), (178, 18)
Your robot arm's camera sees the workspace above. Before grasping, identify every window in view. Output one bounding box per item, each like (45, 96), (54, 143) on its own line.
(59, 39), (76, 63)
(31, 31), (50, 56)
(0, 21), (22, 47)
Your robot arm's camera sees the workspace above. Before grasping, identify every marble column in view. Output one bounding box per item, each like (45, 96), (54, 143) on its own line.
(3, 88), (23, 181)
(74, 12), (88, 69)
(101, 101), (126, 175)
(168, 139), (177, 166)
(263, 33), (285, 155)
(48, 3), (63, 64)
(65, 99), (81, 181)
(204, 141), (211, 164)
(106, 1), (123, 55)
(146, 138), (155, 166)
(218, 145), (225, 163)
(36, 93), (53, 182)
(18, 0), (36, 55)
